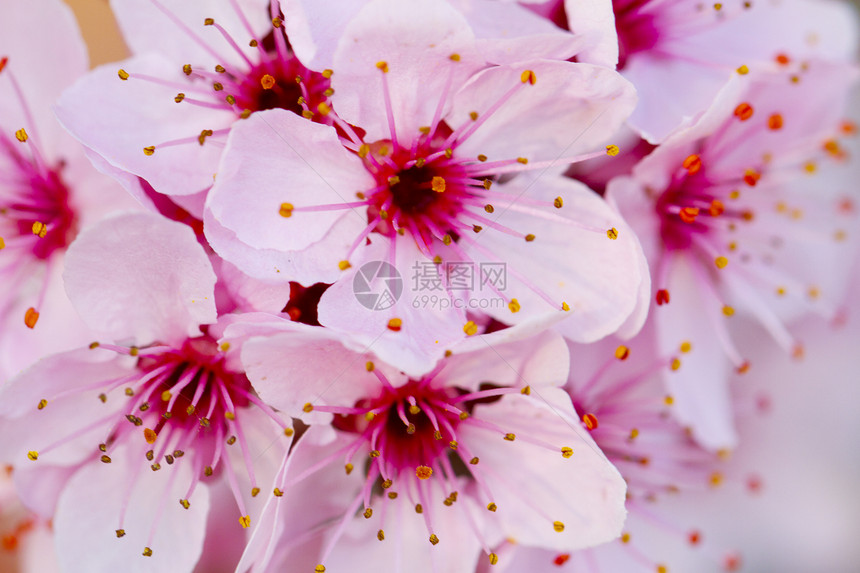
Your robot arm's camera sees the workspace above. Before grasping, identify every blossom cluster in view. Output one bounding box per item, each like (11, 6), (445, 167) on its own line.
(0, 0), (857, 571)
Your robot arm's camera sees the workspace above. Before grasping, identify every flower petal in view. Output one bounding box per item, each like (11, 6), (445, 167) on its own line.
(461, 388), (627, 551)
(450, 60), (636, 162)
(63, 212), (217, 345)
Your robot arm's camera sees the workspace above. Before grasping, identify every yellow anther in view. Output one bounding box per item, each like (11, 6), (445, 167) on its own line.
(15, 128), (28, 142)
(487, 502), (497, 512)
(477, 154), (487, 162)
(680, 341), (692, 353)
(737, 65), (749, 75)
(520, 70), (537, 84)
(561, 302), (570, 311)
(204, 17), (214, 25)
(629, 428), (639, 440)
(376, 61), (389, 73)
(377, 529), (385, 541)
(463, 321), (478, 336)
(144, 428), (157, 444)
(338, 260), (351, 271)
(489, 553), (499, 565)
(143, 547), (153, 557)
(239, 515), (251, 528)
(449, 53), (461, 61)
(553, 521), (565, 532)
(524, 234), (536, 242)
(664, 395), (675, 406)
(606, 144), (620, 156)
(671, 358), (681, 370)
(143, 146), (155, 156)
(606, 227), (619, 240)
(315, 565), (326, 572)
(27, 451), (38, 461)
(344, 463), (354, 475)
(365, 361), (375, 372)
(303, 403), (313, 413)
(215, 64), (226, 73)
(561, 447), (573, 458)
(0, 237), (4, 250)
(615, 345), (630, 360)
(416, 466), (433, 480)
(116, 529), (126, 538)
(470, 457), (479, 465)
(322, 69), (333, 79)
(621, 532), (631, 543)
(387, 318), (403, 331)
(37, 399), (47, 410)
(284, 427), (294, 437)
(100, 455), (112, 464)
(117, 69), (129, 80)
(715, 256), (728, 269)
(503, 433), (516, 441)
(553, 196), (563, 208)
(431, 176), (446, 193)
(722, 305), (735, 317)
(365, 412), (376, 422)
(179, 499), (190, 509)
(520, 386), (531, 395)
(516, 157), (528, 164)
(508, 299), (521, 313)
(301, 110), (314, 119)
(24, 307), (39, 329)
(273, 488), (284, 496)
(429, 534), (439, 545)
(317, 102), (331, 116)
(469, 111), (478, 121)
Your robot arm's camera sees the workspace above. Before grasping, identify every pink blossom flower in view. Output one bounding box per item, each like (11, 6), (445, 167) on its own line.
(0, 213), (290, 571)
(476, 331), (747, 571)
(205, 0), (648, 376)
(607, 61), (860, 449)
(225, 321), (627, 572)
(614, 0), (858, 141)
(0, 0), (137, 379)
(54, 0), (334, 203)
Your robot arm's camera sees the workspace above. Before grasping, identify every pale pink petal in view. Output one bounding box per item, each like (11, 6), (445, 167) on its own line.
(623, 55), (728, 144)
(330, 0), (484, 143)
(0, 0), (88, 157)
(63, 212), (217, 345)
(460, 389), (627, 550)
(280, 0), (367, 71)
(655, 254), (738, 450)
(13, 464), (78, 519)
(0, 347), (131, 466)
(111, 0), (270, 68)
(206, 109), (371, 253)
(452, 0), (587, 64)
(322, 477), (482, 573)
(204, 204), (362, 285)
(460, 176), (648, 343)
(317, 239), (465, 377)
(53, 445), (211, 573)
(450, 60), (636, 162)
(236, 425), (357, 572)
(240, 323), (407, 425)
(443, 329), (569, 391)
(55, 54), (233, 197)
(215, 259), (293, 313)
(563, 0), (619, 68)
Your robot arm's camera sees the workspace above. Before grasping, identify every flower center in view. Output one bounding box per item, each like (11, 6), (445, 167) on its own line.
(364, 142), (478, 245)
(656, 157), (753, 251)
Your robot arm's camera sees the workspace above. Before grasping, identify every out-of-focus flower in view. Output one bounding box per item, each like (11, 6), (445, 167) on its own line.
(608, 61), (860, 448)
(614, 0), (857, 142)
(0, 213), (289, 572)
(226, 322), (626, 572)
(0, 0), (137, 379)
